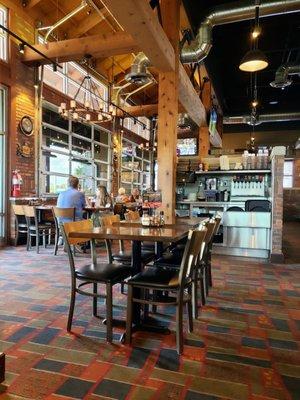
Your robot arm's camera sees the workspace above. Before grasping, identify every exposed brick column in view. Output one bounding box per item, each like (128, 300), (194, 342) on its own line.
(270, 155), (284, 263)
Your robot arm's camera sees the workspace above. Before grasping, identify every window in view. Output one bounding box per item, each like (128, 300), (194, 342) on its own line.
(40, 103), (111, 195)
(121, 138), (151, 191)
(0, 4), (8, 62)
(177, 138), (198, 156)
(0, 85), (7, 240)
(283, 160), (294, 188)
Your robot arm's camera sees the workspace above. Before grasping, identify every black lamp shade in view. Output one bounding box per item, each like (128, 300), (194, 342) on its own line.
(239, 49), (268, 72)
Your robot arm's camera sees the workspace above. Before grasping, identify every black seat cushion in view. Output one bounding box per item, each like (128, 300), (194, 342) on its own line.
(127, 267), (180, 289)
(112, 250), (155, 264)
(76, 263), (131, 283)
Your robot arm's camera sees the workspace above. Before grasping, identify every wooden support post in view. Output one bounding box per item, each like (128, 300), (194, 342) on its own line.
(198, 127), (210, 158)
(157, 0), (180, 224)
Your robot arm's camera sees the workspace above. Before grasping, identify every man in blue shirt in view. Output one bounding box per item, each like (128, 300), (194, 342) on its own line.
(57, 176), (85, 221)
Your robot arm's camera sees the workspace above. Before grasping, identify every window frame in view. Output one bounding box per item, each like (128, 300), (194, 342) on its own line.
(0, 4), (8, 62)
(283, 159), (294, 189)
(39, 102), (112, 196)
(121, 137), (151, 191)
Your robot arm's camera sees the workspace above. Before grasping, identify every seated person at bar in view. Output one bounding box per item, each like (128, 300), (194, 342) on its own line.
(95, 185), (112, 208)
(129, 188), (142, 203)
(57, 176), (85, 221)
(115, 187), (129, 203)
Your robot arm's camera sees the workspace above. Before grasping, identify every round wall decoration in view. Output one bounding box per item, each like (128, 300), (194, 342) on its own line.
(19, 116), (34, 136)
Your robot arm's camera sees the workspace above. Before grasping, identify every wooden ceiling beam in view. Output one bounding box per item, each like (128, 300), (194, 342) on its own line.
(101, 0), (206, 126)
(23, 32), (139, 65)
(26, 0), (43, 9)
(101, 0), (175, 72)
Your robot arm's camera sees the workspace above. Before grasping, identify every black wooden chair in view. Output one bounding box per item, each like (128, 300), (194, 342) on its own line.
(23, 206), (55, 253)
(12, 204), (27, 246)
(125, 226), (207, 354)
(61, 219), (132, 343)
(52, 206), (75, 255)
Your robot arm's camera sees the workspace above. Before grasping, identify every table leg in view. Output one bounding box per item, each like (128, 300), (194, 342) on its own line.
(132, 240), (142, 325)
(155, 241), (163, 257)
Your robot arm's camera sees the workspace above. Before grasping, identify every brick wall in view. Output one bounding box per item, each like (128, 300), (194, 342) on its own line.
(9, 9), (36, 197)
(293, 158), (300, 187)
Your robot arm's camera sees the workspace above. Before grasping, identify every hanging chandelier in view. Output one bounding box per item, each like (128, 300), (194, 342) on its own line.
(59, 55), (117, 123)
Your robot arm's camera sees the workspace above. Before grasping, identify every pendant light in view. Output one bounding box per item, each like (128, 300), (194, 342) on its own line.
(239, 0), (268, 73)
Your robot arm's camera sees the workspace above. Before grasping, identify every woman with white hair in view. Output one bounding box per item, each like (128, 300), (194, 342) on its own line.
(115, 187), (129, 203)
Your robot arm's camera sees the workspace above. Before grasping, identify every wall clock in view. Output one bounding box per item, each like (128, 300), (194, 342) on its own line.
(19, 116), (34, 137)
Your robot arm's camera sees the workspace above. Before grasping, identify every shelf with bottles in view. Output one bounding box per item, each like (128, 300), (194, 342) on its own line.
(195, 169), (271, 175)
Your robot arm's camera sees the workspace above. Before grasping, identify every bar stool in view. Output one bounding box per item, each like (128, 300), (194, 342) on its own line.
(12, 205), (28, 246)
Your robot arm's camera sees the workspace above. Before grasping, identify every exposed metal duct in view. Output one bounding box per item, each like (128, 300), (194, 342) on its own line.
(224, 112), (300, 126)
(181, 0), (300, 64)
(45, 1), (88, 43)
(125, 52), (152, 85)
(270, 64), (300, 88)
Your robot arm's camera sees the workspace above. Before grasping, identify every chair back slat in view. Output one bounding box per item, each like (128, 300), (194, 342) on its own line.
(212, 216), (222, 236)
(52, 207), (75, 220)
(62, 219), (92, 245)
(12, 205), (25, 216)
(101, 214), (120, 227)
(179, 227), (207, 284)
(203, 220), (216, 245)
(23, 205), (35, 218)
(124, 210), (140, 221)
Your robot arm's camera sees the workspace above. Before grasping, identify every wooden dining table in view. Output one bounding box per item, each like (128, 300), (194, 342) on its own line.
(69, 217), (206, 338)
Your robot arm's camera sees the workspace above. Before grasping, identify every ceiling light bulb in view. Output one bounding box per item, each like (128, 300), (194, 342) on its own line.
(98, 113), (103, 121)
(70, 100), (76, 109)
(252, 100), (258, 107)
(252, 26), (261, 39)
(73, 112), (79, 120)
(109, 104), (114, 114)
(239, 49), (268, 72)
(60, 102), (66, 111)
(86, 113), (91, 121)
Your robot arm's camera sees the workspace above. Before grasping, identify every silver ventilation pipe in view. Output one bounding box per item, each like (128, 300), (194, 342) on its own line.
(270, 64), (300, 88)
(224, 112), (300, 126)
(181, 0), (300, 64)
(125, 52), (152, 85)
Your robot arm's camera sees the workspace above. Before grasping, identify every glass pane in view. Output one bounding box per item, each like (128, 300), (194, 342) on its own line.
(283, 176), (293, 188)
(46, 175), (69, 194)
(136, 147), (143, 158)
(133, 158), (141, 171)
(42, 126), (69, 153)
(78, 177), (93, 195)
(95, 163), (108, 179)
(42, 108), (69, 130)
(94, 127), (109, 144)
(67, 80), (86, 104)
(143, 173), (151, 188)
(133, 171), (141, 184)
(94, 144), (108, 162)
(44, 66), (64, 93)
(284, 161), (293, 175)
(71, 159), (93, 177)
(143, 151), (150, 161)
(72, 137), (92, 158)
(177, 138), (197, 156)
(72, 121), (92, 139)
(42, 151), (69, 174)
(67, 62), (86, 84)
(121, 170), (132, 183)
(143, 161), (150, 173)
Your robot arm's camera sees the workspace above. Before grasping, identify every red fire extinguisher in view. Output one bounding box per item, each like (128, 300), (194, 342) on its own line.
(12, 169), (23, 197)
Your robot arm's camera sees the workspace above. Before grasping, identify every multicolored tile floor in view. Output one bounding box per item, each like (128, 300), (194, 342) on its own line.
(0, 246), (299, 400)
